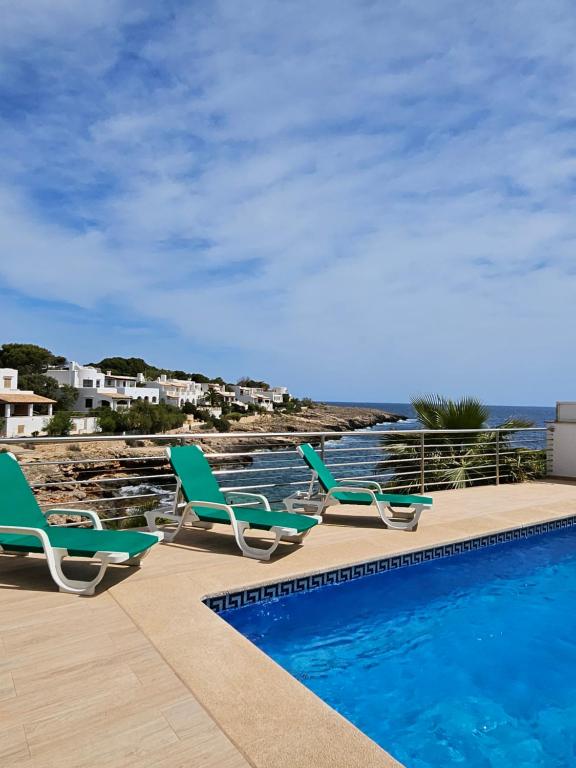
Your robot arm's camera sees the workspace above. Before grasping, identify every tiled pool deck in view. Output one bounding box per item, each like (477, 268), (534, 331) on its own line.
(2, 479), (576, 768)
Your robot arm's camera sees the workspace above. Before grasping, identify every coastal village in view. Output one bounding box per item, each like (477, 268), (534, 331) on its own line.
(0, 343), (402, 513)
(0, 351), (289, 438)
(0, 344), (401, 440)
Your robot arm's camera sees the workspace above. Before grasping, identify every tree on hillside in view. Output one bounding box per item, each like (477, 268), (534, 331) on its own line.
(91, 357), (158, 378)
(237, 377), (269, 390)
(0, 344), (77, 411)
(380, 395), (541, 491)
(0, 343), (65, 374)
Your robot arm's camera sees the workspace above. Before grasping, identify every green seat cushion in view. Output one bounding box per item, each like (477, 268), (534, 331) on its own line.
(298, 443), (433, 509)
(193, 505), (318, 532)
(0, 527), (158, 558)
(332, 491), (433, 507)
(169, 445), (317, 533)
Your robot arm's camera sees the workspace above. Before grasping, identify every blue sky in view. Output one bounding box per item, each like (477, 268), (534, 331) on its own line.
(1, 1), (575, 405)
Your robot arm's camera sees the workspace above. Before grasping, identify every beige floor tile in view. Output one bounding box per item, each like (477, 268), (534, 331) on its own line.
(0, 725), (30, 765)
(2, 479), (576, 768)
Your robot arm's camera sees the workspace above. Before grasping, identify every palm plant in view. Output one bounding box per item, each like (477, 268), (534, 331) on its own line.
(381, 395), (543, 492)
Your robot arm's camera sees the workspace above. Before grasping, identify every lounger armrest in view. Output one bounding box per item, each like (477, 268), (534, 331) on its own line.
(326, 485), (379, 502)
(184, 500), (237, 517)
(338, 479), (383, 492)
(224, 491), (271, 511)
(43, 509), (104, 530)
(183, 500), (241, 530)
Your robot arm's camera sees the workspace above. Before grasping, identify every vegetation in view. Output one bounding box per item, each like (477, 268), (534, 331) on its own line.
(273, 396), (314, 414)
(46, 411), (74, 436)
(381, 395), (544, 491)
(237, 377), (269, 390)
(0, 343), (65, 373)
(0, 343), (77, 412)
(90, 357), (154, 378)
(92, 401), (186, 434)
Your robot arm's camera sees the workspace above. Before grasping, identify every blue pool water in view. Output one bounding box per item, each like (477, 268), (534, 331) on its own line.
(222, 529), (576, 767)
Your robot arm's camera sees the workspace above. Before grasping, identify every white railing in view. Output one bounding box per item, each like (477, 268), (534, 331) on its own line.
(1, 427), (548, 527)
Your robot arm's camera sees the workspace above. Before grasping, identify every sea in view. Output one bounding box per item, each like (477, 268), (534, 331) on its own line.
(328, 402), (555, 429)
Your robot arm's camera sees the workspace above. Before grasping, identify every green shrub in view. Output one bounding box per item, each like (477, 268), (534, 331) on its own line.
(46, 411), (74, 436)
(92, 401), (186, 434)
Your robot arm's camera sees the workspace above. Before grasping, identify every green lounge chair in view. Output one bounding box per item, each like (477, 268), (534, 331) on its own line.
(145, 445), (318, 560)
(286, 443), (433, 531)
(0, 452), (162, 595)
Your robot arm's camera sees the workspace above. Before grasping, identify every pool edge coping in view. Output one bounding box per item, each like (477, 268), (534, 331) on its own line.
(203, 512), (576, 613)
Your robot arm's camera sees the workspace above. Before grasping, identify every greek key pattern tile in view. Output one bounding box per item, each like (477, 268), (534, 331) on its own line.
(204, 516), (576, 613)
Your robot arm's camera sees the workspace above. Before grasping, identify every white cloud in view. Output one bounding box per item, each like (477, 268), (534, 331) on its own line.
(1, 0), (576, 402)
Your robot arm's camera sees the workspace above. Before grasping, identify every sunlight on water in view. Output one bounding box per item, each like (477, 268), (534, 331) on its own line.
(223, 528), (576, 768)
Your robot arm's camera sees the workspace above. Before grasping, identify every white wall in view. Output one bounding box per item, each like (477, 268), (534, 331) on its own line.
(2, 415), (51, 437)
(556, 402), (576, 422)
(1, 414), (100, 438)
(70, 416), (100, 435)
(48, 362), (104, 389)
(551, 423), (576, 477)
(550, 402), (576, 477)
(0, 368), (18, 391)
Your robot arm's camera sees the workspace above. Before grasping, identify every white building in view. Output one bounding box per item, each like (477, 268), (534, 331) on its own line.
(0, 368), (55, 437)
(232, 385), (275, 412)
(47, 362), (161, 412)
(200, 382), (237, 407)
(151, 375), (205, 408)
(269, 386), (289, 403)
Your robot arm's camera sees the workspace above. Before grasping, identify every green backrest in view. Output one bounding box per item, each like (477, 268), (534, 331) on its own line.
(0, 452), (47, 528)
(298, 443), (338, 492)
(168, 445), (227, 505)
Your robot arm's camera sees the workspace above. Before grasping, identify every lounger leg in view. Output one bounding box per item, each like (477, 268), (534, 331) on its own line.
(146, 509), (213, 543)
(281, 528), (312, 544)
(402, 504), (426, 531)
(45, 547), (112, 596)
(124, 550), (149, 567)
(375, 502), (428, 531)
(233, 521), (283, 561)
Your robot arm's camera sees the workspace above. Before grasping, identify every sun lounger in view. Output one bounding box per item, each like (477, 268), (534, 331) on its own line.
(284, 443), (432, 530)
(145, 445), (318, 560)
(0, 452), (162, 595)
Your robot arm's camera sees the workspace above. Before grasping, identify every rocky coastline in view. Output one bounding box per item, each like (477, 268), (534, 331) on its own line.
(2, 404), (405, 513)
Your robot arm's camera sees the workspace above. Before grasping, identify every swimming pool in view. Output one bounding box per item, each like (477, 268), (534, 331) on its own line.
(221, 528), (576, 767)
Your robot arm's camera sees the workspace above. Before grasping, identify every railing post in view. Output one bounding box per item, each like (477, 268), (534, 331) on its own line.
(495, 431), (500, 485)
(546, 425), (554, 477)
(320, 435), (326, 462)
(420, 433), (425, 493)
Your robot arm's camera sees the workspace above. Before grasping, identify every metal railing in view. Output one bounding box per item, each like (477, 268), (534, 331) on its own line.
(1, 427), (548, 527)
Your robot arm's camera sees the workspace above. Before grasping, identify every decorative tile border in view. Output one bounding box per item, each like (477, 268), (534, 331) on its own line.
(204, 515), (576, 613)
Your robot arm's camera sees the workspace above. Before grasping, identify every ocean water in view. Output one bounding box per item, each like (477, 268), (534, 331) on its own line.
(223, 527), (576, 768)
(329, 402), (555, 429)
